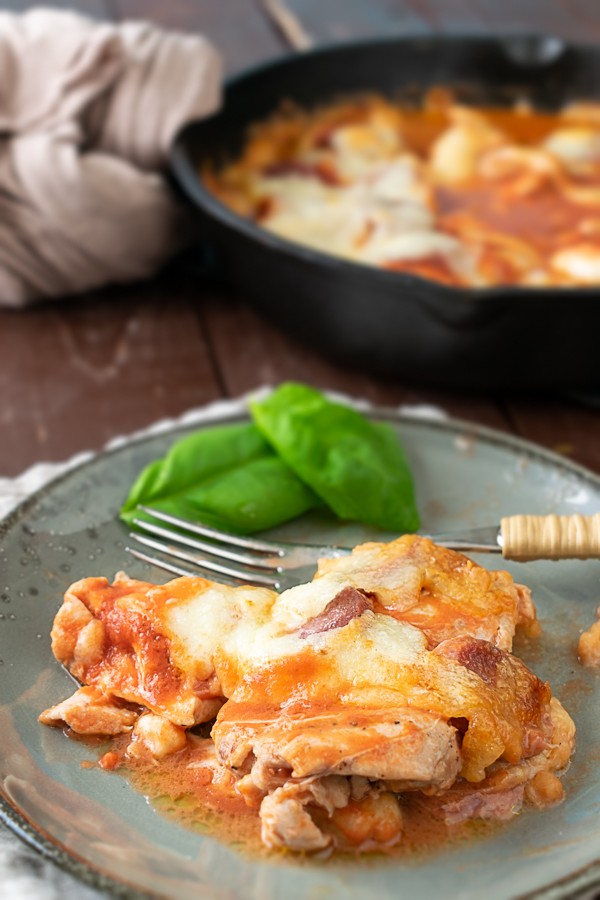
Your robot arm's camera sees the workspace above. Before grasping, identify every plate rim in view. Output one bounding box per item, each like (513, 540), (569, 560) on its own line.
(1, 404), (599, 899)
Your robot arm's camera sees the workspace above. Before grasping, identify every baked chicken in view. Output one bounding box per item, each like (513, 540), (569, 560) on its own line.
(40, 536), (574, 853)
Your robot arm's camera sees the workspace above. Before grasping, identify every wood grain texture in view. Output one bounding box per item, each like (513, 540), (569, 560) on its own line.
(503, 396), (600, 475)
(436, 0), (585, 42)
(266, 0), (430, 42)
(113, 0), (287, 71)
(557, 0), (600, 42)
(0, 273), (220, 476)
(405, 1), (490, 34)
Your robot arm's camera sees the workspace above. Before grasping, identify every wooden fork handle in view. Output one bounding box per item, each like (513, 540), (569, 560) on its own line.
(501, 514), (600, 561)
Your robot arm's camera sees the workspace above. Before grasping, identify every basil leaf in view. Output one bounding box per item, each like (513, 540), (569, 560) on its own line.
(121, 423), (265, 521)
(250, 383), (420, 532)
(146, 456), (321, 533)
(120, 422), (321, 533)
(121, 458), (164, 519)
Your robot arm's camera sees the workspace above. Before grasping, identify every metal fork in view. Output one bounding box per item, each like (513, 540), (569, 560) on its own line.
(126, 505), (507, 590)
(126, 508), (600, 590)
(127, 506), (348, 590)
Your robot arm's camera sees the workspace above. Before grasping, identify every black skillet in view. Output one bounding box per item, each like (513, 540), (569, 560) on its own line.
(170, 35), (600, 390)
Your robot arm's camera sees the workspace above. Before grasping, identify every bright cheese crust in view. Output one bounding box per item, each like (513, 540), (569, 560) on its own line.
(40, 535), (574, 853)
(208, 93), (600, 289)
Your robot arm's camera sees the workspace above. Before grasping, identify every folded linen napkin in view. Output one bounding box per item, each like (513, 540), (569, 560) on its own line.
(0, 7), (221, 307)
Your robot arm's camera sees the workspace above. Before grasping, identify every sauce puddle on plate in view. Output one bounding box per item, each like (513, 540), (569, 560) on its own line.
(90, 731), (502, 865)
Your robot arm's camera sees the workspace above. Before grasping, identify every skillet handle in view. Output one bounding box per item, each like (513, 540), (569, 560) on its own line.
(500, 514), (600, 561)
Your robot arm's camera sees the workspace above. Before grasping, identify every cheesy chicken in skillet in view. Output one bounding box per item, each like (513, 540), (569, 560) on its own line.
(207, 91), (600, 288)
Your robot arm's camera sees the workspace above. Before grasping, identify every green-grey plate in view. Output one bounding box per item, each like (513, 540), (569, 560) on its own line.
(1, 407), (600, 900)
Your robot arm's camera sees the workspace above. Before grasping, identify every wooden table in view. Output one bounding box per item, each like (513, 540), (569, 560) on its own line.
(2, 0), (600, 481)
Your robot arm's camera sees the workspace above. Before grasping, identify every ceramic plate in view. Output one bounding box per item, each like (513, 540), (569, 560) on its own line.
(1, 408), (600, 900)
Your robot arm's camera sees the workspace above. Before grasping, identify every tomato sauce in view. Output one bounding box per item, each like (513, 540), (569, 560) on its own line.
(118, 734), (501, 861)
(211, 91), (600, 287)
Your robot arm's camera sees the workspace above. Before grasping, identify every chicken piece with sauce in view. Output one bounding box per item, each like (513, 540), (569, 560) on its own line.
(40, 536), (574, 854)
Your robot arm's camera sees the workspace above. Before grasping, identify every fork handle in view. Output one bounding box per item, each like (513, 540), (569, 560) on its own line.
(501, 514), (600, 561)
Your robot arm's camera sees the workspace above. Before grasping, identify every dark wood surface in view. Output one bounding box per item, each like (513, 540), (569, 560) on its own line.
(2, 0), (600, 482)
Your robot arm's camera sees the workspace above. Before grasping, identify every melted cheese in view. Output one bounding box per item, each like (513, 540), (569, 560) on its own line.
(210, 92), (600, 288)
(41, 535), (574, 854)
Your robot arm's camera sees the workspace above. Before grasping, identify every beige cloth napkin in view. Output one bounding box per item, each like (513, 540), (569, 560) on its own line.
(0, 7), (221, 307)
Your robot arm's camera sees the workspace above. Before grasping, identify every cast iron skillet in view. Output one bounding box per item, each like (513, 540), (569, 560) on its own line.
(171, 35), (600, 390)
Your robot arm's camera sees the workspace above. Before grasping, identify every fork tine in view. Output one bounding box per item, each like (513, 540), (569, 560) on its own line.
(128, 533), (281, 588)
(127, 547), (273, 588)
(132, 517), (281, 571)
(127, 547), (197, 579)
(137, 506), (284, 555)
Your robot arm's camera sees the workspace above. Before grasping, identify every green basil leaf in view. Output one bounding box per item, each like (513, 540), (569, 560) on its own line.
(250, 383), (420, 532)
(121, 458), (164, 519)
(146, 456), (321, 534)
(121, 422), (266, 522)
(120, 422), (321, 533)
